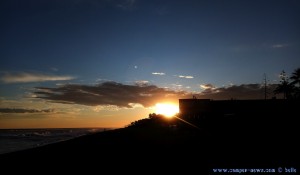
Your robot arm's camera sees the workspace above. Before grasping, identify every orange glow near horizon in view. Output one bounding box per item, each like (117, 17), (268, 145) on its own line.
(155, 103), (179, 118)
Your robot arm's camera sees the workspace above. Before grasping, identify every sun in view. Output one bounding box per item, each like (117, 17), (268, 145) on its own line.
(155, 103), (179, 118)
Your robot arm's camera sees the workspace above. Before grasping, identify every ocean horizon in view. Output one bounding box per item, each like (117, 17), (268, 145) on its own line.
(0, 128), (114, 155)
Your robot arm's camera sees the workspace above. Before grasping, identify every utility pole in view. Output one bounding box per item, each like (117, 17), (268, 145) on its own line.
(263, 73), (268, 100)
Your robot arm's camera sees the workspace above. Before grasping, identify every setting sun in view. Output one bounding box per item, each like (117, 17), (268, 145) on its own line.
(155, 103), (179, 118)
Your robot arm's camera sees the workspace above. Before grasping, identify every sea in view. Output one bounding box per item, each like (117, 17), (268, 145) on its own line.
(0, 128), (111, 155)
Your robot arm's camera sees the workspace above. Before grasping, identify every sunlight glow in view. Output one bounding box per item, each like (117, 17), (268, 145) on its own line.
(155, 103), (179, 118)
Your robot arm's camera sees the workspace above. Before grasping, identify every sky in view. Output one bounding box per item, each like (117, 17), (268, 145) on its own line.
(1, 0), (299, 128)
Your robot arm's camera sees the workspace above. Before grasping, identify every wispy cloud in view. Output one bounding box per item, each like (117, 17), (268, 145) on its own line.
(34, 82), (188, 108)
(51, 67), (58, 72)
(172, 84), (182, 87)
(272, 44), (289, 48)
(178, 75), (194, 79)
(0, 72), (75, 83)
(115, 0), (137, 10)
(154, 6), (169, 15)
(0, 108), (54, 113)
(152, 72), (165, 75)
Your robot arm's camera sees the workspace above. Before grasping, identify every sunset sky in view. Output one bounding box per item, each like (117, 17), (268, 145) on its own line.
(1, 0), (299, 128)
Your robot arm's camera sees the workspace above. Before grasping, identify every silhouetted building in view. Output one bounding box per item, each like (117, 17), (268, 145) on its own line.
(179, 99), (212, 120)
(179, 98), (299, 126)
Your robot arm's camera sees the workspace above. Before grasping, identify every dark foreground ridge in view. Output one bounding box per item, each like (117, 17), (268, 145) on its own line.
(0, 100), (299, 173)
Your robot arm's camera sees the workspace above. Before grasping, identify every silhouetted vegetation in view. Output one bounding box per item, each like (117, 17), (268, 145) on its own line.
(290, 68), (300, 98)
(125, 113), (177, 129)
(274, 68), (300, 99)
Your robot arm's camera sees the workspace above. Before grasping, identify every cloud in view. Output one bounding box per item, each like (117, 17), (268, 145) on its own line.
(135, 80), (149, 86)
(0, 72), (75, 83)
(34, 82), (188, 108)
(114, 0), (136, 10)
(51, 67), (58, 71)
(200, 84), (215, 90)
(154, 6), (169, 15)
(152, 72), (165, 75)
(272, 44), (288, 48)
(198, 84), (278, 100)
(33, 81), (280, 109)
(0, 108), (54, 113)
(172, 84), (182, 87)
(178, 75), (194, 79)
(93, 105), (119, 112)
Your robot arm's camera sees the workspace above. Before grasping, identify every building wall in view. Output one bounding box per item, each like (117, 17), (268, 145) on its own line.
(179, 98), (299, 119)
(179, 99), (212, 117)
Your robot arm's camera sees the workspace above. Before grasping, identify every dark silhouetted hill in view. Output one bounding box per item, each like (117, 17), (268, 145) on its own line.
(0, 105), (298, 173)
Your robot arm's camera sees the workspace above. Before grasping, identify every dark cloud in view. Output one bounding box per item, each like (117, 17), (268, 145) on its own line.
(197, 84), (278, 100)
(0, 108), (54, 113)
(34, 82), (188, 108)
(33, 82), (279, 107)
